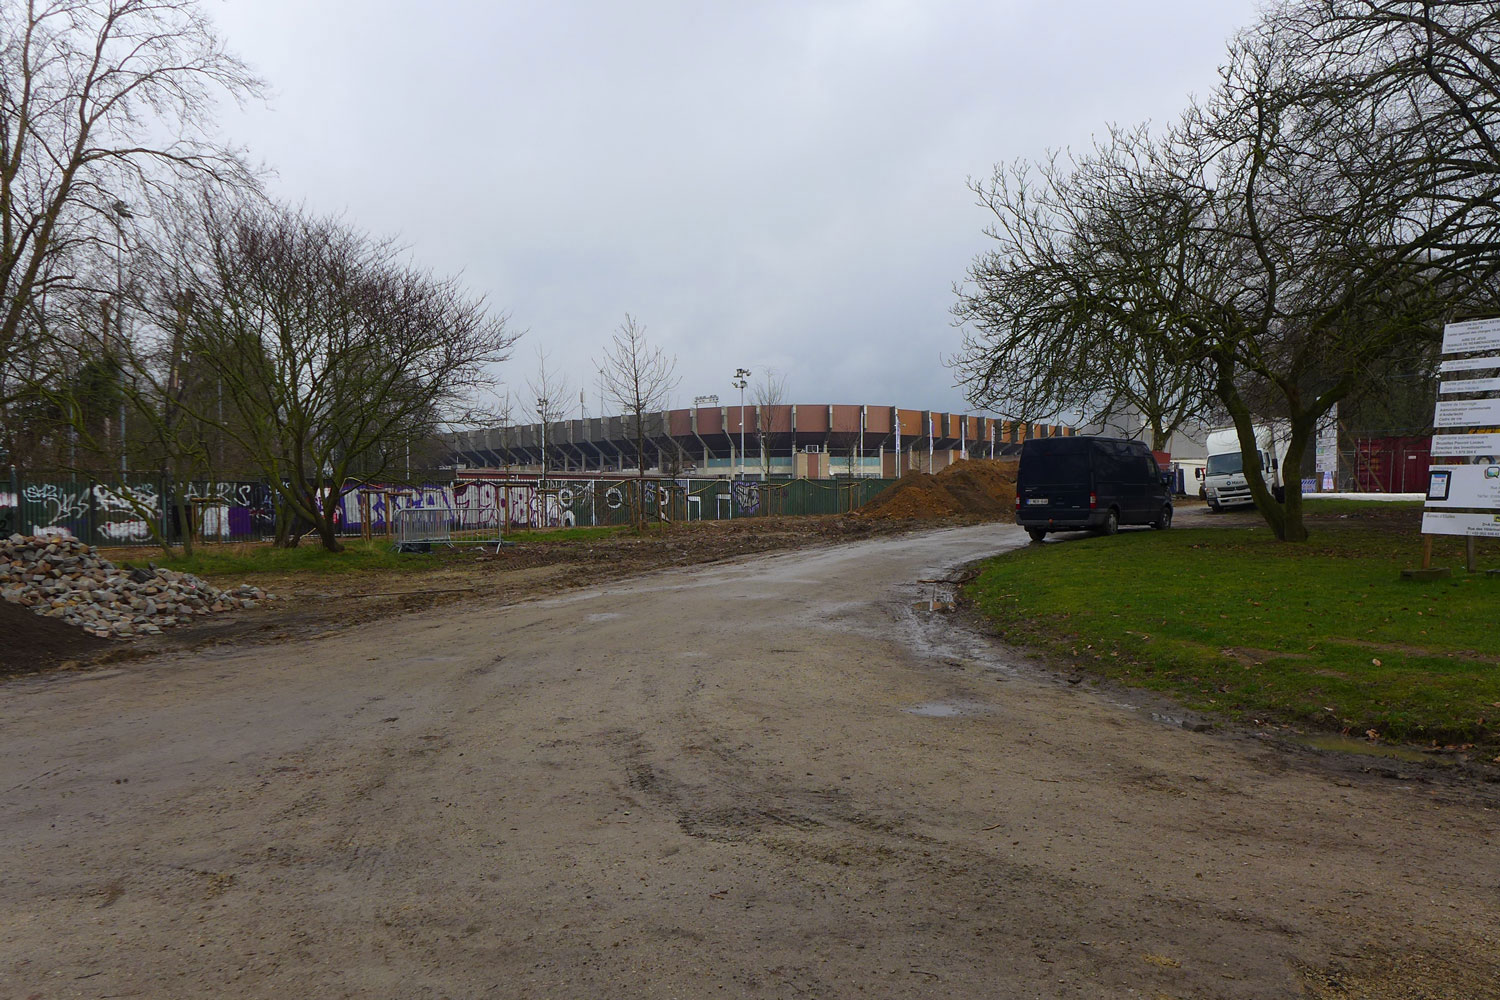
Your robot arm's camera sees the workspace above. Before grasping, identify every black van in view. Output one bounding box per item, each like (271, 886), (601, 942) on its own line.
(1015, 436), (1173, 542)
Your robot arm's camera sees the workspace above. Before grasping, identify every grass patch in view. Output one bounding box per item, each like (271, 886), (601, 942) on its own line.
(509, 524), (632, 544)
(129, 524), (633, 579)
(147, 539), (439, 579)
(965, 516), (1500, 749)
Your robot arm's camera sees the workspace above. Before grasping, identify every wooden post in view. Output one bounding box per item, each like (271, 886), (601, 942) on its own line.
(1466, 537), (1478, 573)
(1421, 533), (1433, 570)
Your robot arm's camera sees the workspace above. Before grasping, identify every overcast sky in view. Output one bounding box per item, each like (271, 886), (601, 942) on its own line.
(208, 0), (1262, 421)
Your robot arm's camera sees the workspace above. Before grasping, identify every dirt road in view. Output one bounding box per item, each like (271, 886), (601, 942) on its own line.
(3, 524), (1497, 999)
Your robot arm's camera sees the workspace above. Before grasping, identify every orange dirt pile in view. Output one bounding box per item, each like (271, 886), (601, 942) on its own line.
(857, 459), (1018, 520)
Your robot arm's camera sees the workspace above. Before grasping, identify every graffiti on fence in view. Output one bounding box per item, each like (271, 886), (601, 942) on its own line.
(733, 480), (761, 514)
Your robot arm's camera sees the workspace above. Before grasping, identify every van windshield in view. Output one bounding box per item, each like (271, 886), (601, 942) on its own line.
(1206, 452), (1243, 476)
(1021, 441), (1091, 484)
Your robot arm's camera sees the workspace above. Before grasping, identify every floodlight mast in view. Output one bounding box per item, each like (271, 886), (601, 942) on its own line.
(732, 368), (751, 478)
(536, 396), (548, 482)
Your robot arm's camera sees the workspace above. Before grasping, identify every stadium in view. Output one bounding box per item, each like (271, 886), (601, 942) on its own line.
(446, 403), (1074, 479)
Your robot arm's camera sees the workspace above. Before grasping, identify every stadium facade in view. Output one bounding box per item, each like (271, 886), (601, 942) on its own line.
(446, 404), (1075, 479)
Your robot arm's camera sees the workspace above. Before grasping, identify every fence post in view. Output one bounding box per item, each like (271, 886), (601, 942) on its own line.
(4, 466), (17, 538)
(87, 476), (98, 546)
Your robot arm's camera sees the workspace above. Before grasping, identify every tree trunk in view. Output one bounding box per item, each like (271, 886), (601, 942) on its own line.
(1276, 418), (1317, 544)
(315, 518), (344, 553)
(1216, 359), (1291, 540)
(175, 485), (195, 558)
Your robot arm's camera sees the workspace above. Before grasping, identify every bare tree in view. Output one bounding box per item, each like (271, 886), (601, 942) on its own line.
(527, 349), (571, 479)
(752, 368), (788, 477)
(598, 314), (678, 524)
(0, 0), (261, 415)
(953, 0), (1500, 542)
(951, 141), (1217, 453)
(156, 197), (516, 551)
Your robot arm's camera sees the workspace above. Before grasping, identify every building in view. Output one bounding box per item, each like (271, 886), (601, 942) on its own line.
(445, 404), (1074, 479)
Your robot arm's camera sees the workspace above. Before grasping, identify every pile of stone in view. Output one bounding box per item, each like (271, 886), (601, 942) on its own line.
(1, 534), (273, 639)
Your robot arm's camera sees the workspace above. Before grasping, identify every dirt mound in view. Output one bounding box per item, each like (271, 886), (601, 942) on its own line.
(857, 459), (1017, 520)
(0, 598), (108, 678)
(935, 458), (1018, 515)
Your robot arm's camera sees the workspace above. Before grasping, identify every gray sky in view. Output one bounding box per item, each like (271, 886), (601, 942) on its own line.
(209, 0), (1261, 420)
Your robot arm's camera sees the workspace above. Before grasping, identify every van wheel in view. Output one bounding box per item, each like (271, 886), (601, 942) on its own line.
(1208, 500), (1221, 513)
(1152, 504), (1173, 530)
(1026, 528), (1047, 543)
(1098, 508), (1119, 536)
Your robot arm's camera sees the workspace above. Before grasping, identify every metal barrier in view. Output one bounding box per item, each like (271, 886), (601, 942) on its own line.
(394, 507), (504, 552)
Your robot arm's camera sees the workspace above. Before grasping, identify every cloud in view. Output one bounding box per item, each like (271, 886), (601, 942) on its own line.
(209, 0), (1261, 417)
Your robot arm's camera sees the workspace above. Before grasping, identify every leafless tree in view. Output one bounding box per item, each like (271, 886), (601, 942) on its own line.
(527, 349), (571, 479)
(598, 314), (677, 525)
(151, 196), (516, 551)
(0, 0), (261, 421)
(953, 0), (1500, 542)
(951, 138), (1218, 454)
(752, 368), (788, 478)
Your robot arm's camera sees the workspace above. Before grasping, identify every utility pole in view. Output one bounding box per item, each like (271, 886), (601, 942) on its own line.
(733, 368), (750, 478)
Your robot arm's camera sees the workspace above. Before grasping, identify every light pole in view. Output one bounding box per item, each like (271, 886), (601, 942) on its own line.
(536, 396), (548, 482)
(732, 368), (750, 478)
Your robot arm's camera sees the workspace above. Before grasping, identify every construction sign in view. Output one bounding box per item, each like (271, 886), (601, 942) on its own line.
(1423, 317), (1500, 539)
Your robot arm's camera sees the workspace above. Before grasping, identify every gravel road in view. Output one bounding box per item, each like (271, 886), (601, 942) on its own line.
(3, 523), (1497, 999)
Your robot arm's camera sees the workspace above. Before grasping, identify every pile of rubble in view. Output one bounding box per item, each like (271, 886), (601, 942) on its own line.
(1, 534), (272, 639)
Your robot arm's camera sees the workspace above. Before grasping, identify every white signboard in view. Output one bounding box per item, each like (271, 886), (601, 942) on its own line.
(1440, 377), (1500, 394)
(1431, 431), (1500, 458)
(1434, 397), (1500, 428)
(1426, 316), (1500, 545)
(1424, 462), (1500, 508)
(1440, 355), (1500, 373)
(1422, 510), (1500, 538)
(1442, 317), (1500, 354)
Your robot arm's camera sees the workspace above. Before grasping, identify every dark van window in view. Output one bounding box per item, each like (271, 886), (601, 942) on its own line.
(1021, 439), (1091, 484)
(1091, 441), (1133, 483)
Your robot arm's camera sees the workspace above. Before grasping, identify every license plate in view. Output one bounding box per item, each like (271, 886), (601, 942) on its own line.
(1026, 498), (1048, 505)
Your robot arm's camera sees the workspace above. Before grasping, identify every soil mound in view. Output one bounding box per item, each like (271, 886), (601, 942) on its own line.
(935, 458), (1018, 515)
(857, 459), (1017, 520)
(0, 598), (108, 677)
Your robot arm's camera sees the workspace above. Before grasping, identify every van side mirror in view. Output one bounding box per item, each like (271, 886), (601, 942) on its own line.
(1194, 468), (1204, 480)
(1270, 457), (1279, 472)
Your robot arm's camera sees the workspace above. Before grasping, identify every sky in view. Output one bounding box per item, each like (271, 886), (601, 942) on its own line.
(207, 0), (1262, 422)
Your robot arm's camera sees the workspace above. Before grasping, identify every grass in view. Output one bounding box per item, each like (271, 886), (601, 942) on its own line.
(147, 539), (433, 578)
(125, 523), (635, 580)
(510, 524), (632, 543)
(965, 514), (1500, 750)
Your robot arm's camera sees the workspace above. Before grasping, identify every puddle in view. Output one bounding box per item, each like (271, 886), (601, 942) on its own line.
(1149, 711), (1212, 733)
(1291, 734), (1447, 765)
(907, 699), (991, 718)
(586, 612), (622, 622)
